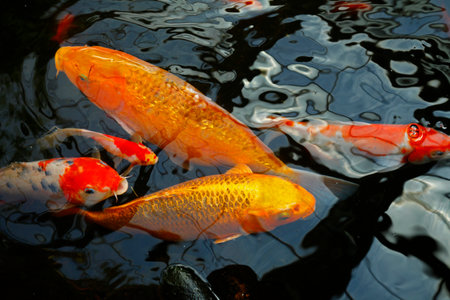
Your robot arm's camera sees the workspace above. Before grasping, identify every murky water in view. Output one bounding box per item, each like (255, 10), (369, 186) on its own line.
(0, 0), (449, 299)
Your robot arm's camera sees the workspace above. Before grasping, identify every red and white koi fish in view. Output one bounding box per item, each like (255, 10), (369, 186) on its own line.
(39, 128), (158, 168)
(264, 116), (450, 178)
(0, 157), (128, 211)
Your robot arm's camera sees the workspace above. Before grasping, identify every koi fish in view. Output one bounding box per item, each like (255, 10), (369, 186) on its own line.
(227, 0), (263, 10)
(442, 2), (450, 37)
(51, 13), (75, 43)
(56, 165), (315, 243)
(38, 128), (158, 168)
(0, 157), (128, 210)
(263, 116), (450, 178)
(331, 1), (372, 13)
(54, 46), (357, 200)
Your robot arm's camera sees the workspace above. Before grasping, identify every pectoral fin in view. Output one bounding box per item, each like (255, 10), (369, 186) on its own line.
(131, 133), (143, 144)
(239, 210), (267, 234)
(214, 234), (242, 244)
(225, 164), (253, 174)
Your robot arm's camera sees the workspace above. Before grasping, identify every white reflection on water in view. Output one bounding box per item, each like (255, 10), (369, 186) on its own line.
(344, 161), (450, 299)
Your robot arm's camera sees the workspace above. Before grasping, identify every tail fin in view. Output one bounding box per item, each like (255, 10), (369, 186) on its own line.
(37, 126), (69, 149)
(279, 167), (358, 220)
(277, 167), (358, 203)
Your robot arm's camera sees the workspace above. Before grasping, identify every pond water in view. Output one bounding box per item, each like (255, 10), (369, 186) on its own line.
(0, 0), (449, 299)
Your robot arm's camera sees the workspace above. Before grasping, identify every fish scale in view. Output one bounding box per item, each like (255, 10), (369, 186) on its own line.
(55, 46), (359, 201)
(65, 172), (315, 243)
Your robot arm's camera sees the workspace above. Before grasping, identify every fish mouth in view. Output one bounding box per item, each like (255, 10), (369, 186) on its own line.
(55, 47), (71, 76)
(116, 177), (129, 195)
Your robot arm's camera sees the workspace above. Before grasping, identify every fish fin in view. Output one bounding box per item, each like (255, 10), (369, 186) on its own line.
(112, 156), (123, 168)
(92, 147), (102, 160)
(239, 211), (266, 234)
(37, 126), (64, 149)
(226, 164), (253, 174)
(46, 200), (75, 212)
(120, 164), (135, 177)
(214, 234), (242, 244)
(282, 168), (358, 202)
(52, 206), (84, 217)
(130, 133), (143, 144)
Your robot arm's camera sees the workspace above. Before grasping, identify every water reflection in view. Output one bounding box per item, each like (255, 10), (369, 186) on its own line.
(0, 0), (449, 298)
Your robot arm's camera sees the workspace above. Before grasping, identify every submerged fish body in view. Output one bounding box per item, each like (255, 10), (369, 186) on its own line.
(54, 46), (287, 174)
(39, 128), (158, 167)
(265, 117), (450, 177)
(59, 166), (315, 243)
(0, 157), (128, 210)
(54, 46), (358, 200)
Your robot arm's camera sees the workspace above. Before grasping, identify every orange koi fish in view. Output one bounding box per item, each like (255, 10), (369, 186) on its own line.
(264, 116), (450, 178)
(331, 1), (372, 13)
(39, 128), (158, 167)
(0, 157), (128, 210)
(51, 13), (75, 43)
(54, 46), (357, 200)
(57, 165), (315, 243)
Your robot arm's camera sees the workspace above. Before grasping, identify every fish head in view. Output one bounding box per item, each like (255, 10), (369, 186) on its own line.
(55, 46), (129, 112)
(59, 158), (128, 206)
(406, 123), (450, 163)
(244, 176), (316, 232)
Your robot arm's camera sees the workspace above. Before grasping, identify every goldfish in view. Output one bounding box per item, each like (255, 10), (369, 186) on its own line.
(263, 116), (450, 178)
(38, 128), (158, 169)
(0, 157), (128, 211)
(54, 46), (357, 200)
(51, 13), (75, 43)
(56, 165), (315, 243)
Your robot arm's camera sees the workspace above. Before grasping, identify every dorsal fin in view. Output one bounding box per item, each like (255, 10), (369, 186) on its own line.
(226, 164), (253, 175)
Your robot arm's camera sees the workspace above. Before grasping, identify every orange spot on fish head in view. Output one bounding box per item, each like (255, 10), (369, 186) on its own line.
(59, 158), (128, 206)
(407, 124), (450, 163)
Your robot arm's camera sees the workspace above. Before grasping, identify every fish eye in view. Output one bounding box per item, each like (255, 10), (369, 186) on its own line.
(79, 74), (88, 81)
(277, 211), (291, 221)
(407, 123), (424, 141)
(84, 188), (96, 194)
(431, 150), (444, 158)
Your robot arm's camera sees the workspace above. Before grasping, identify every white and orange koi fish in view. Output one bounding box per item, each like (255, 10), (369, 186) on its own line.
(264, 116), (450, 178)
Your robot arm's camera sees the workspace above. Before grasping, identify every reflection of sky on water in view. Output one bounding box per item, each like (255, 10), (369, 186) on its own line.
(345, 161), (450, 300)
(237, 14), (431, 127)
(0, 0), (449, 297)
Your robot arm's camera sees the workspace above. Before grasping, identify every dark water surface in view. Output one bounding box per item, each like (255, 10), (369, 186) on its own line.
(0, 0), (449, 299)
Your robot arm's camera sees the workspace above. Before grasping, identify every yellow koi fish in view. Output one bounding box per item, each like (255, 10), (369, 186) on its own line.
(56, 165), (315, 243)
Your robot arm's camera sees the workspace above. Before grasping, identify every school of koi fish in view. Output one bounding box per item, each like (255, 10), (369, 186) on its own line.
(1, 44), (448, 245)
(1, 1), (450, 297)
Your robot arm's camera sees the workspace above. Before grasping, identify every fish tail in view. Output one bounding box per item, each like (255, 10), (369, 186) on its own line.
(52, 206), (85, 217)
(276, 166), (358, 203)
(38, 127), (90, 149)
(37, 127), (70, 149)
